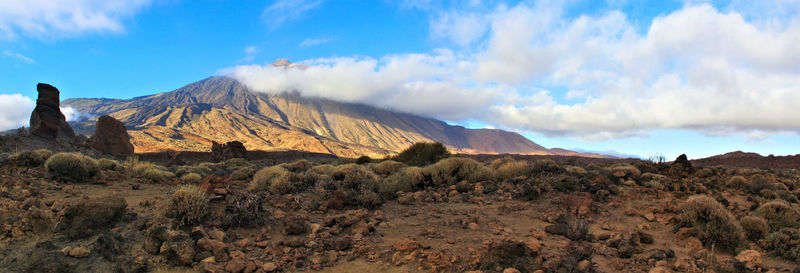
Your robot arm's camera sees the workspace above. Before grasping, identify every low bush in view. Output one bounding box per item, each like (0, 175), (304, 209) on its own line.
(392, 142), (449, 166)
(748, 174), (774, 194)
(308, 164), (337, 176)
(512, 179), (550, 201)
(762, 228), (800, 264)
(610, 164), (641, 179)
(379, 167), (425, 195)
(726, 176), (747, 189)
(424, 157), (493, 186)
(280, 159), (313, 173)
(164, 185), (208, 227)
(45, 152), (99, 183)
(180, 173), (202, 184)
(223, 158), (251, 169)
(355, 155), (372, 165)
(530, 159), (565, 177)
(494, 160), (532, 181)
(740, 216), (770, 241)
(9, 149), (53, 167)
(565, 166), (587, 175)
(222, 192), (268, 228)
(141, 168), (175, 182)
(250, 166), (290, 192)
(544, 213), (591, 241)
(333, 164), (380, 192)
(754, 200), (800, 231)
(229, 166), (256, 181)
(477, 239), (538, 272)
(372, 160), (406, 176)
(97, 158), (122, 171)
(674, 195), (744, 252)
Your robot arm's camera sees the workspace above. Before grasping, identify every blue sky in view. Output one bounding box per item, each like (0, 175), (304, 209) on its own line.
(1, 0), (799, 159)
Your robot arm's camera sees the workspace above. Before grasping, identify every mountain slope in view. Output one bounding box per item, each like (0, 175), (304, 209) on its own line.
(64, 76), (571, 157)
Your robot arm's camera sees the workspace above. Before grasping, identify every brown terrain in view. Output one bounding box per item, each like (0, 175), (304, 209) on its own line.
(62, 62), (600, 158)
(0, 83), (799, 273)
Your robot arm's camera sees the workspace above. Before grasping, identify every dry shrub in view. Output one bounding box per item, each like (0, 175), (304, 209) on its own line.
(356, 155), (372, 164)
(748, 174), (774, 194)
(640, 173), (667, 189)
(477, 239), (538, 272)
(133, 161), (161, 174)
(280, 159), (313, 173)
(392, 142), (449, 166)
(754, 200), (800, 231)
(740, 216), (770, 240)
(512, 179), (549, 201)
(223, 157), (251, 169)
(45, 152), (99, 183)
(180, 173), (202, 184)
(674, 195), (744, 252)
(141, 168), (175, 183)
(308, 164), (337, 176)
(530, 159), (565, 177)
(544, 213), (591, 241)
(9, 149), (53, 167)
(372, 160), (406, 176)
(379, 166), (425, 195)
(229, 166), (256, 181)
(565, 166), (587, 175)
(222, 191), (268, 228)
(610, 164), (641, 179)
(250, 166), (290, 192)
(424, 157), (493, 186)
(762, 228), (800, 264)
(726, 176), (747, 189)
(97, 158), (122, 171)
(333, 164), (380, 192)
(174, 164), (212, 177)
(164, 185), (208, 227)
(494, 160), (532, 181)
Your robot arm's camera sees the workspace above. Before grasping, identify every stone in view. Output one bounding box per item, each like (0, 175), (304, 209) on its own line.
(211, 141), (247, 162)
(393, 238), (421, 253)
(197, 238), (227, 255)
(29, 83), (75, 139)
(526, 238), (542, 253)
(577, 260), (591, 272)
(735, 250), (762, 269)
(234, 238), (250, 248)
(68, 246), (91, 258)
(89, 115), (134, 157)
(648, 266), (673, 273)
(262, 262), (278, 272)
(208, 229), (226, 240)
(56, 196), (127, 239)
(226, 258), (246, 273)
(503, 268), (521, 273)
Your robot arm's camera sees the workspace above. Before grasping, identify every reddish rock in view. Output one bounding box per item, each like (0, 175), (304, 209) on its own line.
(393, 238), (421, 253)
(29, 83), (75, 139)
(211, 141), (247, 162)
(89, 115), (134, 157)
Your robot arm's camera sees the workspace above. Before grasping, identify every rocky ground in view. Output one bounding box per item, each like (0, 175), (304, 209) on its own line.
(0, 144), (799, 273)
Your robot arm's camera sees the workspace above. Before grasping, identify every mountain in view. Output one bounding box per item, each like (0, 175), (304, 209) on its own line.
(63, 73), (583, 157)
(691, 151), (800, 169)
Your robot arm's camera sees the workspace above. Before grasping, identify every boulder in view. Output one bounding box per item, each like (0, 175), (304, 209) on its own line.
(89, 115), (134, 157)
(29, 83), (75, 139)
(211, 141), (247, 162)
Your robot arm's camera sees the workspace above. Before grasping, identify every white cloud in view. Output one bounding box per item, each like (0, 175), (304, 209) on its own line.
(2, 50), (36, 64)
(0, 0), (152, 39)
(227, 2), (800, 141)
(299, 37), (330, 47)
(239, 46), (260, 63)
(263, 0), (324, 29)
(0, 94), (34, 131)
(60, 106), (91, 122)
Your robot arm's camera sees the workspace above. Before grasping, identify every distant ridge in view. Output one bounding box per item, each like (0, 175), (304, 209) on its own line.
(691, 151), (800, 169)
(64, 67), (601, 157)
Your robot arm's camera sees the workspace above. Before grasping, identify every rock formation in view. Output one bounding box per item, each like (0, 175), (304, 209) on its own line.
(29, 83), (75, 139)
(211, 141), (247, 162)
(89, 115), (134, 157)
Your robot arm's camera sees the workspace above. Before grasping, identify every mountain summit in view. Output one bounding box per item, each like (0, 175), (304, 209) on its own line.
(64, 76), (580, 157)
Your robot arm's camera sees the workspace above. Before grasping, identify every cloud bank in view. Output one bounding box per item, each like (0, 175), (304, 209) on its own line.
(226, 1), (800, 141)
(0, 0), (152, 39)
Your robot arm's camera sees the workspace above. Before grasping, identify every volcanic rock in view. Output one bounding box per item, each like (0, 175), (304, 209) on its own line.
(29, 83), (75, 139)
(89, 115), (134, 157)
(211, 140), (247, 162)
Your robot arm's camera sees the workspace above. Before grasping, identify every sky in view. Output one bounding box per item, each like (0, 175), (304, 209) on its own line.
(1, 0), (799, 160)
